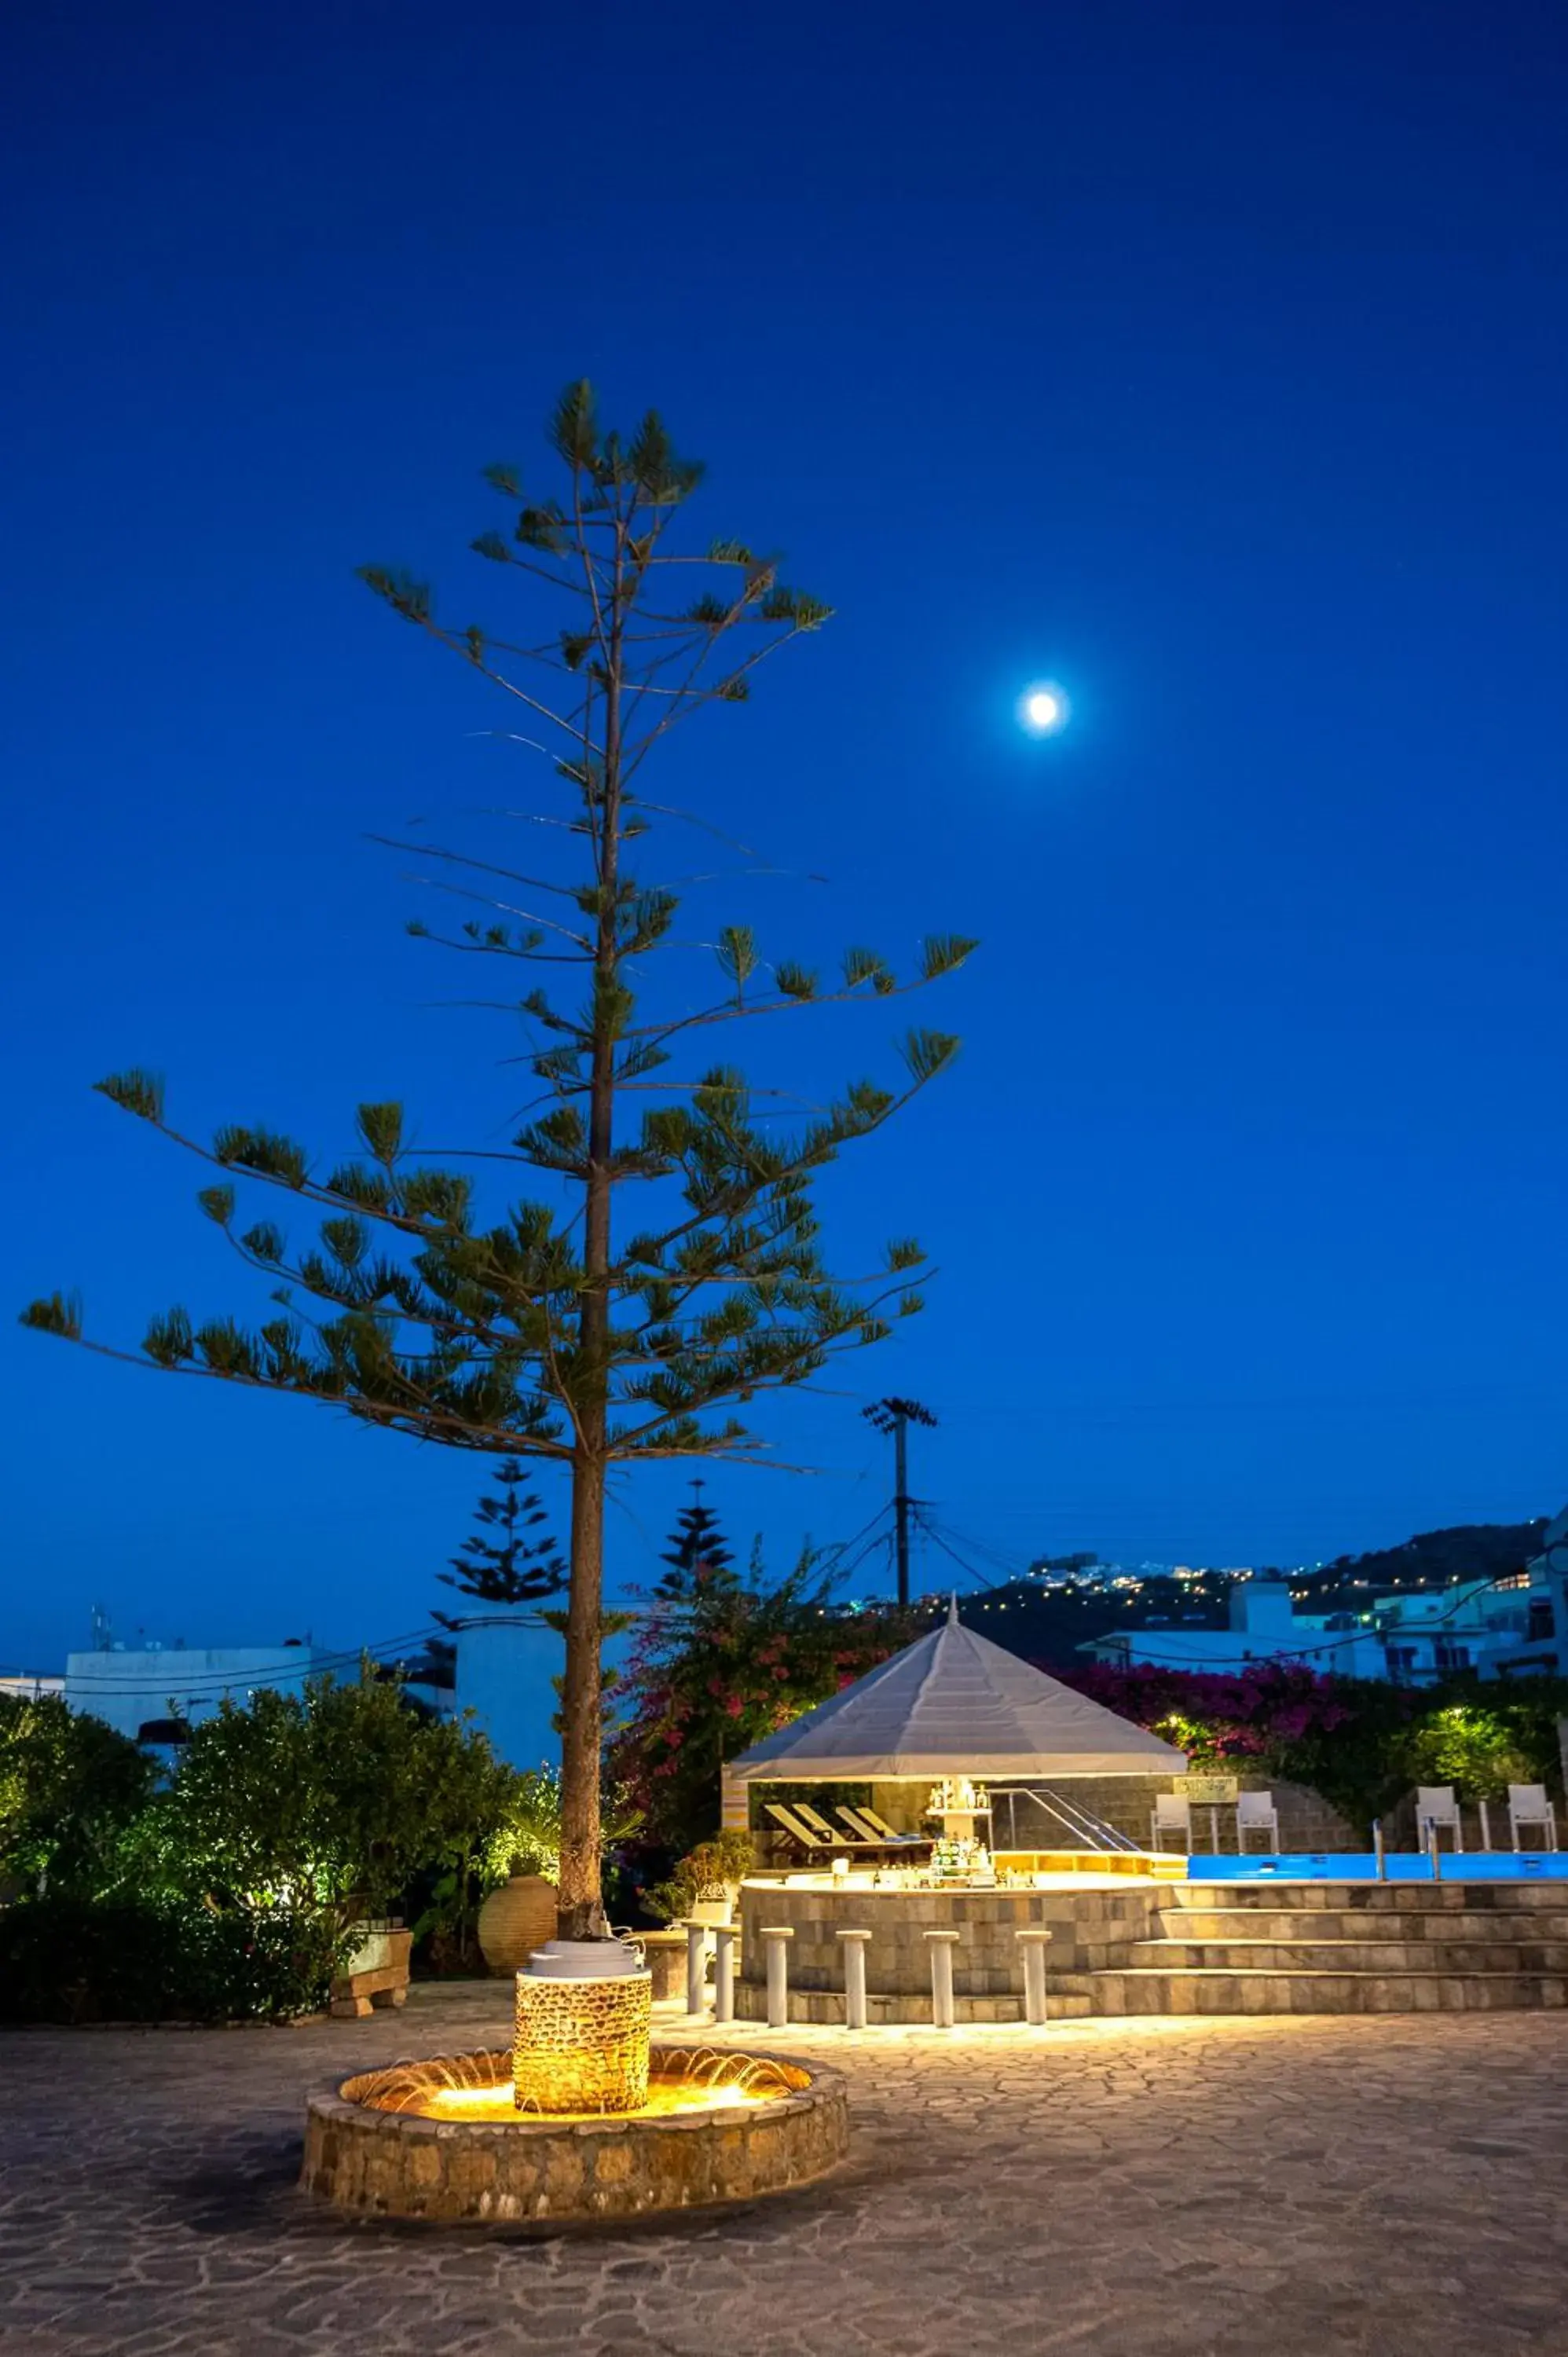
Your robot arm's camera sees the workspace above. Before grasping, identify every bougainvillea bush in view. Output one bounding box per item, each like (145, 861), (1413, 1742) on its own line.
(611, 1547), (918, 1862)
(1059, 1660), (1568, 1835)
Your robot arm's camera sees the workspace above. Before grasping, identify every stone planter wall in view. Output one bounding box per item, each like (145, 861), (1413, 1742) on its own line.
(302, 2047), (848, 2223)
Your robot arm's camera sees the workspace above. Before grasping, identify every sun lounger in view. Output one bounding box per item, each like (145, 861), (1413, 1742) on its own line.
(794, 1802), (879, 1849)
(835, 1805), (921, 1847)
(764, 1801), (833, 1853)
(852, 1804), (921, 1844)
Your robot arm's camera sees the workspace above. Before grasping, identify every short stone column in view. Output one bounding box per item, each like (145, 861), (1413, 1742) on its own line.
(637, 1928), (688, 2003)
(838, 1928), (873, 2030)
(684, 1921), (711, 2018)
(761, 1924), (794, 2029)
(1017, 1926), (1052, 2026)
(925, 1928), (961, 2029)
(713, 1924), (738, 2025)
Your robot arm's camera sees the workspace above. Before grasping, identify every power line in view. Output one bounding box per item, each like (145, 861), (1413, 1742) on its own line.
(910, 1508), (1002, 1594)
(60, 1623), (452, 1692)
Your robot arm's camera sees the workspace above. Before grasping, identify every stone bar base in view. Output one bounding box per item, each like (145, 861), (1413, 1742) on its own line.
(739, 1875), (1568, 2018)
(738, 1879), (1161, 2013)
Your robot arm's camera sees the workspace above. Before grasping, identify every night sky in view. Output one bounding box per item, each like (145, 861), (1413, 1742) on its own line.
(5, 0), (1568, 1670)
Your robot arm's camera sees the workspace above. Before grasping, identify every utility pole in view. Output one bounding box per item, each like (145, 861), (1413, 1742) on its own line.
(863, 1398), (937, 1608)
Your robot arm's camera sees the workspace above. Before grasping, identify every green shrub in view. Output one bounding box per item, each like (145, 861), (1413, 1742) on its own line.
(1401, 1700), (1538, 1802)
(644, 1831), (755, 1923)
(0, 1893), (348, 2024)
(160, 1668), (518, 1937)
(0, 1693), (153, 1897)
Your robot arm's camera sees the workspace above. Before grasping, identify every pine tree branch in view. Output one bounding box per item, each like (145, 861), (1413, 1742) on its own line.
(368, 834), (588, 901)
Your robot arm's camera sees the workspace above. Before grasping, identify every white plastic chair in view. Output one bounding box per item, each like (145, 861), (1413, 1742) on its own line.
(1508, 1783), (1559, 1851)
(1416, 1785), (1464, 1853)
(1236, 1790), (1280, 1852)
(1150, 1794), (1192, 1853)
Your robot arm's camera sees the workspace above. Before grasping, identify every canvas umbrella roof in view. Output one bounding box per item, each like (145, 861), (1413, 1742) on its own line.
(727, 1598), (1187, 1781)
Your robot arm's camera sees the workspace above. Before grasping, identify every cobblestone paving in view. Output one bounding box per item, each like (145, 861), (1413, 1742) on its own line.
(4, 1982), (1567, 2356)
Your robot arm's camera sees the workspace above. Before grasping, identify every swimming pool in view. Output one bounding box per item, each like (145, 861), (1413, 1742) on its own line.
(1188, 1851), (1568, 1882)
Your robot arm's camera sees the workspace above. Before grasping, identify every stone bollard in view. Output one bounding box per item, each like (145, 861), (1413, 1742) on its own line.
(925, 1929), (961, 2029)
(761, 1925), (794, 2029)
(838, 1928), (872, 2030)
(1016, 1926), (1051, 2026)
(684, 1920), (711, 2018)
(713, 1925), (738, 2025)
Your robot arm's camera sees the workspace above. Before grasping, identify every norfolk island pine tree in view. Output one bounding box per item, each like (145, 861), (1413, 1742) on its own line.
(436, 1458), (567, 1625)
(23, 382), (976, 1941)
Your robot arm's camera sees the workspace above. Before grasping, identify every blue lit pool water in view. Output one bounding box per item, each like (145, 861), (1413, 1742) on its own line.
(1187, 1852), (1568, 1882)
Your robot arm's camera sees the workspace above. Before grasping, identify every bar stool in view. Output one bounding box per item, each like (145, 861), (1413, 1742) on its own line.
(1016, 1926), (1052, 2026)
(760, 1924), (794, 2029)
(837, 1927), (872, 2030)
(925, 1928), (961, 2029)
(683, 1919), (710, 2018)
(713, 1924), (738, 2024)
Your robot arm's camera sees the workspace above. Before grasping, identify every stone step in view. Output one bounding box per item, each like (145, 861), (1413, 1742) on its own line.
(1163, 1880), (1567, 1912)
(1130, 1937), (1568, 1973)
(1083, 1967), (1568, 2015)
(1159, 1908), (1568, 1943)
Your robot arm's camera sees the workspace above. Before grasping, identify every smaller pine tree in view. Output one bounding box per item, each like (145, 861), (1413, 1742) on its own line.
(655, 1481), (737, 1604)
(436, 1461), (566, 1625)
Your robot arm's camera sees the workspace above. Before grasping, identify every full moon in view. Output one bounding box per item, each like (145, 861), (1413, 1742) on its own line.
(1019, 682), (1069, 736)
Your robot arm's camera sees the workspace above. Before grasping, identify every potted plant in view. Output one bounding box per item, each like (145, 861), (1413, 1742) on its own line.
(475, 1768), (646, 1974)
(476, 1768), (562, 1975)
(644, 1831), (755, 1926)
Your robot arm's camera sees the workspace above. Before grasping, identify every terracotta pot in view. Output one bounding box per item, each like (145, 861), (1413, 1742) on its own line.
(477, 1874), (559, 1976)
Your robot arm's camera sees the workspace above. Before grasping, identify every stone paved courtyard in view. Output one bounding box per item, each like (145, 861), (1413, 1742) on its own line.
(4, 1981), (1568, 2356)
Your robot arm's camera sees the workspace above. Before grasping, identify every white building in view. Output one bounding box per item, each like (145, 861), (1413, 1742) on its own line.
(64, 1642), (334, 1741)
(0, 1673), (64, 1703)
(1080, 1534), (1568, 1688)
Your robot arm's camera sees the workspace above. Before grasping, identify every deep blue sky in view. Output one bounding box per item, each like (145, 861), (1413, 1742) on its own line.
(5, 0), (1568, 1669)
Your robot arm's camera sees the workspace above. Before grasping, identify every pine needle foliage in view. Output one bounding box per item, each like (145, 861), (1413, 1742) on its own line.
(20, 381), (976, 1934)
(437, 1458), (566, 1622)
(654, 1486), (737, 1606)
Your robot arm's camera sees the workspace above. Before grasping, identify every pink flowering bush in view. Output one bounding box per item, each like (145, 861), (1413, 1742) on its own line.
(1055, 1659), (1420, 1833)
(611, 1547), (918, 1859)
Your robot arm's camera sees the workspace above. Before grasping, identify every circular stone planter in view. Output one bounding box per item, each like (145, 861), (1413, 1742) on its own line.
(300, 2044), (848, 2223)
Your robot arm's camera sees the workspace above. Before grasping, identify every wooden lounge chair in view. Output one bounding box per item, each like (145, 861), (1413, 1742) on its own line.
(794, 1802), (879, 1849)
(764, 1801), (833, 1853)
(835, 1805), (921, 1848)
(852, 1804), (921, 1844)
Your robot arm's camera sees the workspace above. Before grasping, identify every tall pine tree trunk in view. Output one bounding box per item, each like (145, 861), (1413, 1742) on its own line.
(555, 552), (624, 1941)
(557, 1443), (606, 1937)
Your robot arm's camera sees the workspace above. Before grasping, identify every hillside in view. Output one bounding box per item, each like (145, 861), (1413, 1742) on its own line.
(929, 1516), (1553, 1671)
(1317, 1519), (1547, 1595)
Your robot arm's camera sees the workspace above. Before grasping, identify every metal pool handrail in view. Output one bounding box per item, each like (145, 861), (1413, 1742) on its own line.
(995, 1783), (1145, 1854)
